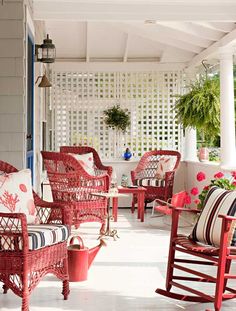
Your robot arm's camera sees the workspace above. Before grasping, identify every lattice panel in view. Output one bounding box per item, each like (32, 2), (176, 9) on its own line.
(51, 71), (183, 158)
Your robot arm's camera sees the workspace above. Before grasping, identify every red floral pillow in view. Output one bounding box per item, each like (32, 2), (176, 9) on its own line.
(155, 156), (176, 180)
(0, 169), (37, 224)
(70, 152), (95, 175)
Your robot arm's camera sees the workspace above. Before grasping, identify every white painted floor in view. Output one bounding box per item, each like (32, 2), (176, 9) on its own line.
(0, 209), (236, 311)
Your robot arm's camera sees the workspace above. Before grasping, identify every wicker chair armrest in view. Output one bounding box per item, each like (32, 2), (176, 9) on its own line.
(164, 170), (175, 180)
(0, 212), (29, 252)
(96, 164), (113, 174)
(34, 199), (72, 226)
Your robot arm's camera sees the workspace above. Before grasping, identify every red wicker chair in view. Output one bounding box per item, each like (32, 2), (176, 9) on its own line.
(156, 187), (236, 311)
(41, 151), (109, 228)
(131, 150), (181, 208)
(0, 160), (70, 311)
(60, 145), (113, 178)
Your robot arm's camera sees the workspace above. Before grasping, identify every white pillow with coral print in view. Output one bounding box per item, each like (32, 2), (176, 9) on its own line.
(155, 156), (176, 180)
(70, 152), (95, 175)
(0, 169), (37, 224)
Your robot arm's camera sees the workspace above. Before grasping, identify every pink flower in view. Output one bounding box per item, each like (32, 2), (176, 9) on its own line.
(191, 187), (199, 196)
(196, 172), (206, 182)
(214, 172), (224, 179)
(184, 194), (191, 205)
(194, 199), (201, 205)
(232, 181), (236, 187)
(203, 185), (210, 191)
(231, 171), (236, 180)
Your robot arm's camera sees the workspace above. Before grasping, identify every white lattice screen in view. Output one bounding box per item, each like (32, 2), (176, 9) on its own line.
(51, 71), (183, 159)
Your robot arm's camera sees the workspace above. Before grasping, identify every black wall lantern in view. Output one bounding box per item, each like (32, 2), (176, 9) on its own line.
(35, 34), (56, 63)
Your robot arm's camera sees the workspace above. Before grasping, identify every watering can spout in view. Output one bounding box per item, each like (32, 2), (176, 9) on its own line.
(88, 239), (106, 269)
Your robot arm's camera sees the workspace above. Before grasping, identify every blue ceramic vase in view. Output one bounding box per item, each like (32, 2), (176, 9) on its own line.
(123, 148), (132, 161)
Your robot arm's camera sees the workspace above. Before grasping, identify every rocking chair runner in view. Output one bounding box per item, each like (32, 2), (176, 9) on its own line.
(0, 160), (70, 311)
(156, 186), (236, 311)
(131, 150), (181, 209)
(60, 145), (113, 178)
(41, 151), (109, 228)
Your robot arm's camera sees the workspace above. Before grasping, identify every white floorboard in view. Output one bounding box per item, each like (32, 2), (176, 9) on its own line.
(0, 209), (236, 310)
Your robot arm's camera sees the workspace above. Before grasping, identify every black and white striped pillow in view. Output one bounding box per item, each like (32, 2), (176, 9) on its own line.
(190, 187), (236, 247)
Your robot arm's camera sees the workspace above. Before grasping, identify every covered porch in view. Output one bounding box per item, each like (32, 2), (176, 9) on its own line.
(1, 1), (236, 310)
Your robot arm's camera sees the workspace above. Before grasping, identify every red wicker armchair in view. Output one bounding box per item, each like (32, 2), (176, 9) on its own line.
(60, 145), (113, 178)
(0, 160), (70, 311)
(41, 151), (109, 228)
(131, 150), (181, 208)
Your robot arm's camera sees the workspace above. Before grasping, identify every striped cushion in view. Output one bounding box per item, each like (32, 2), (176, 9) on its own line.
(135, 178), (165, 187)
(190, 187), (236, 247)
(27, 224), (70, 250)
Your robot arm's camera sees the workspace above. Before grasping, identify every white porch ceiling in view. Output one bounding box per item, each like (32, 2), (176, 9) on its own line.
(33, 0), (236, 69)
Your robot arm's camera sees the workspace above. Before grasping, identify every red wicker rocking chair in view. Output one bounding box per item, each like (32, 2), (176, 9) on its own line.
(60, 145), (113, 178)
(0, 160), (70, 311)
(156, 186), (236, 311)
(131, 150), (181, 209)
(41, 151), (109, 228)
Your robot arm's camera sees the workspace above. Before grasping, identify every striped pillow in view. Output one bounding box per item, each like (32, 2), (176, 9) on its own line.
(190, 187), (236, 247)
(135, 178), (165, 187)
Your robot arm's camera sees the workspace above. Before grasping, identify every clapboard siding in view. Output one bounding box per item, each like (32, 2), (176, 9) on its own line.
(0, 1), (25, 169)
(0, 95), (23, 113)
(0, 133), (24, 151)
(0, 39), (24, 57)
(0, 77), (24, 95)
(0, 20), (24, 38)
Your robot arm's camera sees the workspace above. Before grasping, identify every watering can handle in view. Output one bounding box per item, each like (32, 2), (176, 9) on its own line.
(69, 236), (84, 249)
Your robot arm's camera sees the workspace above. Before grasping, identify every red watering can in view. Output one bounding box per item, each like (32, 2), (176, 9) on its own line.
(67, 236), (106, 282)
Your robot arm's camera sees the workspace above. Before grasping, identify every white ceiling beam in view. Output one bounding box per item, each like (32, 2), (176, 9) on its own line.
(158, 22), (224, 41)
(34, 1), (236, 21)
(112, 22), (202, 54)
(123, 33), (129, 62)
(203, 22), (235, 33)
(85, 21), (90, 62)
(187, 27), (236, 70)
(53, 61), (186, 72)
(154, 23), (212, 48)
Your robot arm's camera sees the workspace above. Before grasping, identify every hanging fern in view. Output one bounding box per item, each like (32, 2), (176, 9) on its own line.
(103, 105), (130, 132)
(174, 77), (220, 143)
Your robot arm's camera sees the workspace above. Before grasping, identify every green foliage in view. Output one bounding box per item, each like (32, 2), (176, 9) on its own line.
(104, 105), (130, 132)
(174, 77), (220, 143)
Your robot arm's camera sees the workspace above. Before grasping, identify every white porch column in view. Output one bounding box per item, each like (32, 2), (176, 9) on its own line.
(219, 48), (236, 169)
(183, 71), (198, 162)
(184, 127), (198, 161)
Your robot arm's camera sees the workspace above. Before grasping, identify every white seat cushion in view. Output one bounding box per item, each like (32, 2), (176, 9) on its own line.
(135, 178), (165, 187)
(0, 224), (70, 251)
(27, 224), (70, 250)
(190, 187), (236, 247)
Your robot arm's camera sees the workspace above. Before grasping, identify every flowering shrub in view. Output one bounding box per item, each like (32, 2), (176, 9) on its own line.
(191, 171), (236, 209)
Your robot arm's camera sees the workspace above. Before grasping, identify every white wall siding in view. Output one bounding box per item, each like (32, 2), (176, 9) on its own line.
(0, 1), (25, 168)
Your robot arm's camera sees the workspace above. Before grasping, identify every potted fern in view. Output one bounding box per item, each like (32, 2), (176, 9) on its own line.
(103, 105), (130, 132)
(103, 105), (131, 158)
(174, 76), (220, 161)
